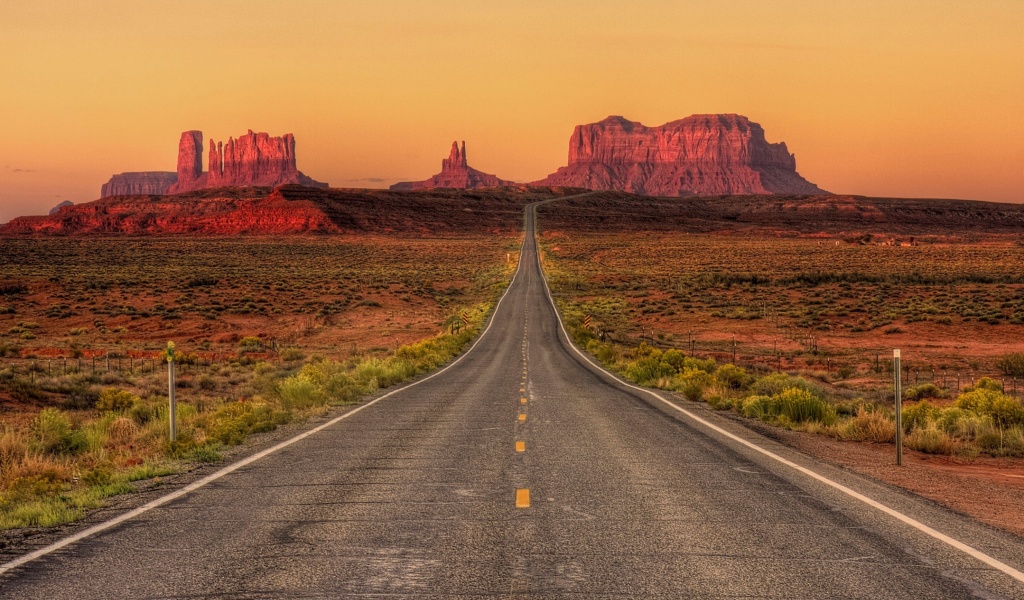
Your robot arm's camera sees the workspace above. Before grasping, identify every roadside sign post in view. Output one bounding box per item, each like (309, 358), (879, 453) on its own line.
(167, 341), (177, 443)
(894, 349), (902, 466)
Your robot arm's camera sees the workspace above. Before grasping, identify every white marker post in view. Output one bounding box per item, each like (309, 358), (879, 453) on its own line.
(167, 341), (177, 442)
(894, 349), (902, 466)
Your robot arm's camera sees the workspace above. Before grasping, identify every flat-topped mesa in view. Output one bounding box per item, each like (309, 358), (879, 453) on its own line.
(100, 172), (178, 197)
(164, 129), (327, 194)
(532, 114), (827, 196)
(391, 140), (514, 191)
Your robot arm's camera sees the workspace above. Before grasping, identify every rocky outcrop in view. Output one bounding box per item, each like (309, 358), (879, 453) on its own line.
(174, 130), (204, 191)
(0, 186), (557, 236)
(48, 200), (74, 215)
(100, 172), (178, 197)
(531, 114), (827, 196)
(390, 141), (515, 190)
(166, 129), (327, 193)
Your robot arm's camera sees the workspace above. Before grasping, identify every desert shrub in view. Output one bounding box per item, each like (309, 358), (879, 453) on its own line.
(901, 400), (940, 432)
(276, 375), (325, 411)
(996, 353), (1024, 377)
(238, 336), (263, 350)
(128, 401), (156, 425)
(905, 424), (957, 455)
(354, 358), (416, 389)
(279, 347), (305, 362)
(750, 373), (818, 398)
(672, 368), (715, 401)
(775, 387), (837, 426)
(988, 394), (1024, 428)
(586, 339), (618, 365)
(955, 388), (1001, 413)
(715, 364), (752, 389)
(903, 383), (946, 401)
(196, 375), (216, 391)
(964, 377), (1003, 393)
(832, 406), (895, 443)
(30, 408), (85, 455)
(742, 395), (778, 422)
(96, 388), (139, 412)
(743, 387), (837, 426)
(105, 417), (139, 447)
(623, 354), (676, 385)
(204, 402), (289, 445)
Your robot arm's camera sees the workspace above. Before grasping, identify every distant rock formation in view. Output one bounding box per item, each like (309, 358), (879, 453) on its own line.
(390, 141), (515, 190)
(48, 200), (75, 215)
(100, 172), (178, 197)
(167, 130), (328, 194)
(531, 114), (827, 196)
(0, 186), (549, 236)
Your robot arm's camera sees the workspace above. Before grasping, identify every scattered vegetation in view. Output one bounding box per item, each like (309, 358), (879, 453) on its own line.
(0, 304), (491, 530)
(557, 299), (1024, 459)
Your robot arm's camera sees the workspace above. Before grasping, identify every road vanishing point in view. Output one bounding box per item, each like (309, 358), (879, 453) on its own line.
(3, 201), (1024, 598)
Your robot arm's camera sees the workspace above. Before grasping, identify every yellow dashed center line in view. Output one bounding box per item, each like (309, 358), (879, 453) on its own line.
(516, 441), (526, 452)
(518, 413), (526, 422)
(516, 488), (530, 509)
(521, 397), (528, 404)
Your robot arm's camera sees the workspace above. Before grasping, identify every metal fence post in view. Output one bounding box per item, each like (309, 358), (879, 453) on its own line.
(894, 349), (903, 466)
(167, 342), (177, 443)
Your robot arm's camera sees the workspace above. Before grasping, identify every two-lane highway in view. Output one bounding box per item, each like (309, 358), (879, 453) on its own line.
(3, 201), (1024, 598)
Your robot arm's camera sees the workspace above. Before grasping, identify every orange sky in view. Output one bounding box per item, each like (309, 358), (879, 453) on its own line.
(1, 0), (1022, 220)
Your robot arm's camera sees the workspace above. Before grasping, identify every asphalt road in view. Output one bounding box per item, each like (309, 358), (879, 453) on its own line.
(3, 202), (1024, 598)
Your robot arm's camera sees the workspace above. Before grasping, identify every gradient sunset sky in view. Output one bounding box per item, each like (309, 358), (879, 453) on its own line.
(1, 0), (1021, 220)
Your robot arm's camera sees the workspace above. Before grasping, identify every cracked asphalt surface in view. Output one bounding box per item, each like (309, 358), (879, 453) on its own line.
(3, 202), (1024, 598)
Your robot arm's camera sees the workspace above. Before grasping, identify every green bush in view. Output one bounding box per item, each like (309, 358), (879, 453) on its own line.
(750, 373), (818, 398)
(996, 353), (1024, 377)
(673, 368), (715, 401)
(277, 375), (325, 411)
(31, 408), (85, 455)
(903, 383), (946, 401)
(96, 388), (139, 412)
(714, 364), (752, 390)
(901, 400), (940, 432)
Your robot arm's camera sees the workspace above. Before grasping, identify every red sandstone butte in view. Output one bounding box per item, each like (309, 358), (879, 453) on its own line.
(531, 114), (827, 196)
(158, 129), (327, 194)
(391, 141), (515, 191)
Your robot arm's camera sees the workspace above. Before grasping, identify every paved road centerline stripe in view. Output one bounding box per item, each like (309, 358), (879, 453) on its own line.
(516, 441), (526, 452)
(519, 414), (527, 422)
(532, 202), (1024, 585)
(516, 489), (530, 508)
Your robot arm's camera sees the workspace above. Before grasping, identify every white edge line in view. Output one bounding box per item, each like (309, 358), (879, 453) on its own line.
(530, 205), (1024, 585)
(0, 221), (531, 576)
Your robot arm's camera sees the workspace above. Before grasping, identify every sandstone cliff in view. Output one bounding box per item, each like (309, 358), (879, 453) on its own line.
(531, 114), (827, 196)
(167, 130), (328, 193)
(100, 172), (178, 197)
(391, 141), (515, 191)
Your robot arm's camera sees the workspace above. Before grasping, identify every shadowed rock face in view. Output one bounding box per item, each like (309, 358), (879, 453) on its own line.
(390, 141), (515, 190)
(100, 172), (178, 197)
(167, 129), (328, 193)
(531, 114), (827, 196)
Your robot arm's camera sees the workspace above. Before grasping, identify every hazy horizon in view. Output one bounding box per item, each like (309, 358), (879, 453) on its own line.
(1, 0), (1022, 221)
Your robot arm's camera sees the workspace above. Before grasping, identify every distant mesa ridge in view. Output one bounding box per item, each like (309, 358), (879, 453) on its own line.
(531, 114), (827, 196)
(101, 172), (178, 197)
(99, 130), (327, 197)
(390, 141), (515, 191)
